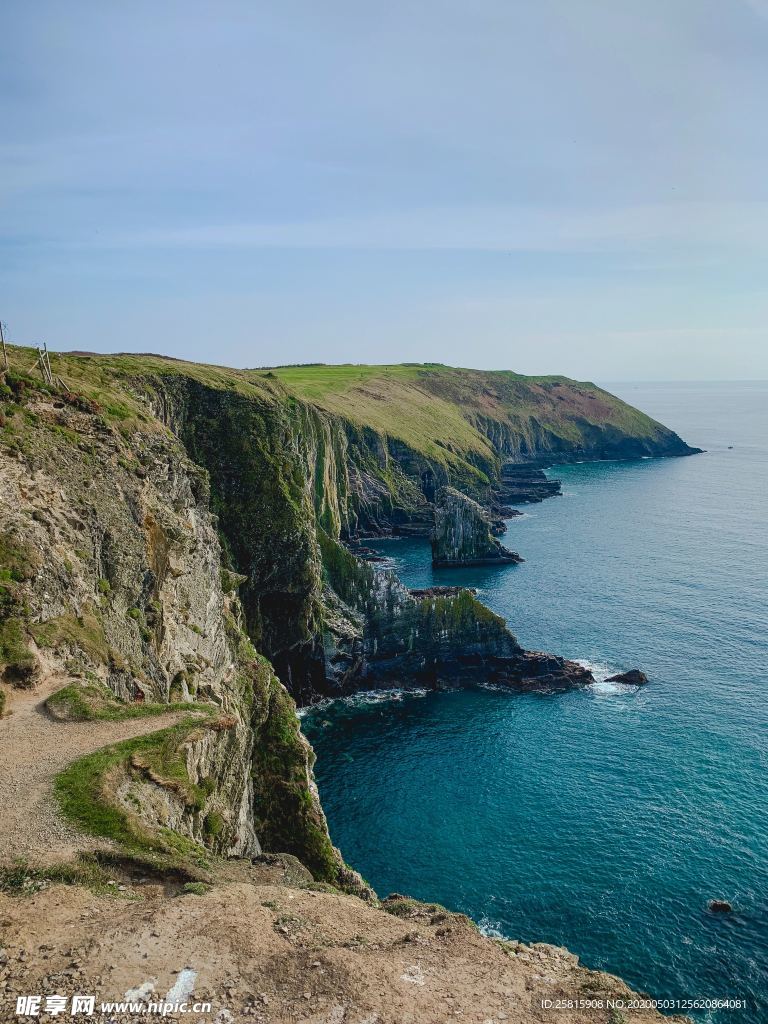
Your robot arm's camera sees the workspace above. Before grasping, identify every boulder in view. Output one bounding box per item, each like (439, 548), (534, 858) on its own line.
(605, 669), (648, 685)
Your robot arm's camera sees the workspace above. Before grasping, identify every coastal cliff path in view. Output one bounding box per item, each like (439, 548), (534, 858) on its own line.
(0, 676), (187, 866)
(0, 678), (691, 1024)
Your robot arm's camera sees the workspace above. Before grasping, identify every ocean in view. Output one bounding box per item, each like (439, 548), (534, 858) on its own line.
(302, 381), (768, 1022)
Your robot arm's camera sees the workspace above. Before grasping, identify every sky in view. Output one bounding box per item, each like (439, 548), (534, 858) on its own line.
(2, 0), (768, 380)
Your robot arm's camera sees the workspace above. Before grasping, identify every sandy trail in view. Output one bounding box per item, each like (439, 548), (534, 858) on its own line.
(0, 677), (186, 865)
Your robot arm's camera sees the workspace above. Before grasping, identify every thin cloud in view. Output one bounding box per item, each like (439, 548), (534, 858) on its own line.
(100, 202), (768, 254)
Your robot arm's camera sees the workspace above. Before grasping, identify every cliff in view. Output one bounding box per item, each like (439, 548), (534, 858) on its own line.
(432, 486), (523, 567)
(0, 345), (698, 869)
(268, 362), (700, 489)
(0, 345), (698, 1020)
(0, 871), (689, 1024)
(0, 361), (355, 887)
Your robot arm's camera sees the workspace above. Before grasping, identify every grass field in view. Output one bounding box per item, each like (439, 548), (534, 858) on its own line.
(264, 362), (671, 462)
(2, 346), (676, 471)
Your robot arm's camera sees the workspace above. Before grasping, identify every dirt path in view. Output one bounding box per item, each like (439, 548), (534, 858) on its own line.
(0, 678), (187, 866)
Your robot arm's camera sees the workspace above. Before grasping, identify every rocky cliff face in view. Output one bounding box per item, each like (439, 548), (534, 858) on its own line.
(0, 346), (692, 887)
(432, 486), (523, 567)
(495, 463), (563, 504)
(318, 532), (591, 695)
(0, 367), (343, 884)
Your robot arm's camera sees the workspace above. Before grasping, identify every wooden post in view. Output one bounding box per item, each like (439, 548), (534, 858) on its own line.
(0, 321), (7, 372)
(35, 347), (47, 383)
(42, 343), (54, 385)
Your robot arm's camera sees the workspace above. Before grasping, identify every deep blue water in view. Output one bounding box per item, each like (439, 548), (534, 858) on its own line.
(303, 382), (768, 1022)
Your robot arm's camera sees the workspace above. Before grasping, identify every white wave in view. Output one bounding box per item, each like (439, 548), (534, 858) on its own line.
(477, 681), (507, 694)
(575, 659), (640, 696)
(575, 658), (615, 682)
(297, 687), (429, 718)
(590, 680), (634, 696)
(478, 917), (511, 941)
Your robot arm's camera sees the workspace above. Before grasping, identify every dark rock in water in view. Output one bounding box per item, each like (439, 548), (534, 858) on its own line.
(493, 504), (524, 518)
(431, 487), (524, 568)
(489, 516), (509, 536)
(708, 900), (733, 913)
(495, 463), (562, 504)
(492, 650), (595, 692)
(319, 555), (596, 699)
(605, 669), (649, 685)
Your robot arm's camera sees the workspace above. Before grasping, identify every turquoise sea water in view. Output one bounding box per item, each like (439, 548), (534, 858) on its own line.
(302, 382), (768, 1022)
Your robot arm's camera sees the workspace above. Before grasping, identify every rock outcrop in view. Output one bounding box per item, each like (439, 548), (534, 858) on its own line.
(318, 535), (591, 696)
(606, 669), (649, 685)
(431, 487), (524, 567)
(495, 463), (563, 504)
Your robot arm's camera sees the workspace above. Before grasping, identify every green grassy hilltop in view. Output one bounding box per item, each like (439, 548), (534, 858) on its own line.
(265, 361), (689, 465)
(2, 349), (694, 484)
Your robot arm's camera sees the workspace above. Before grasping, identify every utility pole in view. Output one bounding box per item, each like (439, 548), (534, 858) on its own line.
(0, 320), (7, 372)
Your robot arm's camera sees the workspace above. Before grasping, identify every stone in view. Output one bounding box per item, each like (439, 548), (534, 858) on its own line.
(605, 669), (649, 685)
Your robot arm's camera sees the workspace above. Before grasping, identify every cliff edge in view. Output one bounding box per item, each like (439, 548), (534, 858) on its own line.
(0, 345), (698, 1022)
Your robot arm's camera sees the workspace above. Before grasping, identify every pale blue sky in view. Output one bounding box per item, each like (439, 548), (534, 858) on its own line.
(2, 0), (768, 379)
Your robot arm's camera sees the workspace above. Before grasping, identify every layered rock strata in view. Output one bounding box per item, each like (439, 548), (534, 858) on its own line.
(495, 463), (563, 504)
(431, 486), (523, 567)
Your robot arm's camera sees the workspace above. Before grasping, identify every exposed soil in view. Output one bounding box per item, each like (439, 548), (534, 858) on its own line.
(0, 880), (689, 1024)
(0, 675), (187, 865)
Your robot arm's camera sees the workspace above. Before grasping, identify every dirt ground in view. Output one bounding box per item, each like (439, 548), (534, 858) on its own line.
(0, 675), (188, 865)
(0, 878), (689, 1024)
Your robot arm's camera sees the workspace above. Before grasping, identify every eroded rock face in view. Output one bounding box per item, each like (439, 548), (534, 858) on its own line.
(0, 386), (339, 880)
(431, 487), (523, 568)
(316, 536), (593, 698)
(495, 463), (562, 504)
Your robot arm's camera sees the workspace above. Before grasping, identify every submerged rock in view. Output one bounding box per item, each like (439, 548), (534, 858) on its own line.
(708, 900), (733, 913)
(431, 487), (523, 568)
(605, 669), (649, 685)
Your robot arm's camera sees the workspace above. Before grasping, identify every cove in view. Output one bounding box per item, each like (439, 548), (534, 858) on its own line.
(303, 382), (768, 1023)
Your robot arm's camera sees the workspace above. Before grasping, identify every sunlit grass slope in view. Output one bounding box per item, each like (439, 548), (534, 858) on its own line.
(2, 346), (688, 472)
(266, 362), (678, 461)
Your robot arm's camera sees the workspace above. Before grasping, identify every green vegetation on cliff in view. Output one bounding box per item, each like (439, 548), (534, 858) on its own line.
(248, 656), (339, 883)
(0, 342), (696, 890)
(46, 681), (209, 722)
(54, 719), (214, 868)
(267, 362), (693, 466)
(1, 345), (695, 500)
